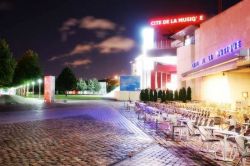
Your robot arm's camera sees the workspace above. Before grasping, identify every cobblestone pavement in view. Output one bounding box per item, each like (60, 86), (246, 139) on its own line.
(0, 101), (153, 166)
(0, 100), (247, 166)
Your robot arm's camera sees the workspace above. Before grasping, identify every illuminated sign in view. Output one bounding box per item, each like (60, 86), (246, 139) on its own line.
(192, 40), (242, 69)
(150, 15), (204, 26)
(120, 76), (140, 91)
(44, 76), (55, 103)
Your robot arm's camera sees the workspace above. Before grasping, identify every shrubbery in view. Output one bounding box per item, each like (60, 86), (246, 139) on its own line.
(139, 87), (192, 103)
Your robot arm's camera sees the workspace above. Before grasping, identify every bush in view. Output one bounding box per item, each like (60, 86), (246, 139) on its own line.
(166, 89), (170, 101)
(179, 88), (183, 102)
(162, 90), (166, 102)
(187, 87), (192, 101)
(149, 89), (154, 101)
(144, 89), (149, 101)
(158, 90), (163, 102)
(182, 87), (187, 102)
(174, 90), (179, 100)
(140, 89), (145, 101)
(169, 90), (174, 101)
(153, 90), (157, 102)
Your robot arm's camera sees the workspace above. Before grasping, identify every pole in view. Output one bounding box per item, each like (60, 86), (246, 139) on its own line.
(33, 84), (34, 96)
(39, 83), (41, 98)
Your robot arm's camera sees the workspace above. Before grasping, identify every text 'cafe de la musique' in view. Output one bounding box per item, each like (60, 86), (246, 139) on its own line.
(172, 0), (250, 110)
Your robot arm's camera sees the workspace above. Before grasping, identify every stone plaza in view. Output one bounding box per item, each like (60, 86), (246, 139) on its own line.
(0, 99), (248, 166)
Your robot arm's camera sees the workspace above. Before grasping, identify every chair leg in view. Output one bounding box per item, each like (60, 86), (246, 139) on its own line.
(242, 158), (246, 166)
(200, 142), (204, 151)
(235, 156), (242, 166)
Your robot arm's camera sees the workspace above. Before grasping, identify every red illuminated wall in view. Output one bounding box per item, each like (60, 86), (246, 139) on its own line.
(150, 14), (205, 49)
(150, 63), (176, 90)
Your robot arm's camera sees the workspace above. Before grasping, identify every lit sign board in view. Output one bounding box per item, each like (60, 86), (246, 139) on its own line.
(120, 76), (140, 91)
(150, 15), (205, 26)
(44, 76), (55, 103)
(192, 40), (242, 69)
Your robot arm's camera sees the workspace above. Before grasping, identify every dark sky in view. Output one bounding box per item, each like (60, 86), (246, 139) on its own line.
(0, 0), (240, 79)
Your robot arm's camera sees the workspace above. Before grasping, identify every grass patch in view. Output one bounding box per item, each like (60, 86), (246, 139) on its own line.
(25, 94), (102, 100)
(56, 95), (102, 100)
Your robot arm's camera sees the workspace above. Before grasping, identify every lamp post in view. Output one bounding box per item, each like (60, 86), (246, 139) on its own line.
(26, 83), (30, 96)
(32, 81), (35, 96)
(38, 79), (42, 98)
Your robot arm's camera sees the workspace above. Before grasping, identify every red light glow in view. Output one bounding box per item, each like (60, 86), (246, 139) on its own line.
(150, 15), (205, 26)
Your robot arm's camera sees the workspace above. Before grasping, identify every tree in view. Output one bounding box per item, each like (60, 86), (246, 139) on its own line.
(153, 90), (157, 102)
(144, 89), (149, 101)
(56, 67), (77, 94)
(140, 89), (145, 101)
(0, 39), (16, 87)
(77, 78), (87, 91)
(169, 90), (174, 101)
(166, 89), (170, 101)
(179, 88), (183, 102)
(187, 87), (192, 101)
(107, 78), (119, 92)
(158, 90), (163, 102)
(87, 79), (95, 92)
(182, 87), (187, 102)
(174, 90), (179, 100)
(162, 90), (166, 102)
(13, 49), (42, 85)
(149, 89), (154, 101)
(93, 78), (101, 93)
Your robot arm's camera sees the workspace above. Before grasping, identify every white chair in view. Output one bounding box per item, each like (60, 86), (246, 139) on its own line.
(235, 135), (250, 166)
(198, 126), (220, 159)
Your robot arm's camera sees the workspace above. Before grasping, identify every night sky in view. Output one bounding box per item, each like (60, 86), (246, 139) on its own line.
(0, 0), (240, 79)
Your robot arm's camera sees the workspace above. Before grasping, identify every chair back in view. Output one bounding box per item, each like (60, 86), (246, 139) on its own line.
(235, 135), (247, 156)
(203, 118), (209, 126)
(209, 119), (214, 126)
(228, 125), (235, 131)
(198, 126), (209, 141)
(198, 118), (204, 126)
(235, 126), (241, 134)
(187, 121), (195, 135)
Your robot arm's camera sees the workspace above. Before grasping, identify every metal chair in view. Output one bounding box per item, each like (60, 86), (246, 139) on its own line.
(235, 135), (250, 166)
(198, 126), (220, 159)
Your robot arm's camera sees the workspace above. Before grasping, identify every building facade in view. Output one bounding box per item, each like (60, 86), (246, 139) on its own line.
(175, 0), (250, 109)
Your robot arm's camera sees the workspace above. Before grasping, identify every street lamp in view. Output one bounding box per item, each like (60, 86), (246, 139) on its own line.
(37, 79), (42, 98)
(32, 81), (35, 96)
(26, 83), (30, 96)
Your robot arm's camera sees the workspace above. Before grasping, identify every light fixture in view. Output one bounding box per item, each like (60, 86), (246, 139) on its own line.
(242, 92), (248, 100)
(141, 27), (154, 54)
(38, 78), (42, 84)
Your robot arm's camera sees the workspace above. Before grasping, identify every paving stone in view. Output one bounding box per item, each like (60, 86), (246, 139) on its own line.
(0, 114), (152, 166)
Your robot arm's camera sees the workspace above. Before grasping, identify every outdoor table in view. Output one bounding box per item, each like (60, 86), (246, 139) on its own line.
(177, 118), (190, 125)
(242, 123), (250, 130)
(245, 136), (250, 141)
(127, 102), (135, 110)
(214, 130), (238, 161)
(204, 126), (220, 136)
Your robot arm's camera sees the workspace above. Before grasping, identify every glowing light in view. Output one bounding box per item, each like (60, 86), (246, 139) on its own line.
(202, 74), (231, 104)
(32, 81), (35, 85)
(166, 74), (177, 91)
(141, 27), (154, 53)
(44, 76), (55, 103)
(114, 75), (119, 80)
(154, 56), (177, 65)
(38, 79), (42, 84)
(150, 14), (205, 26)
